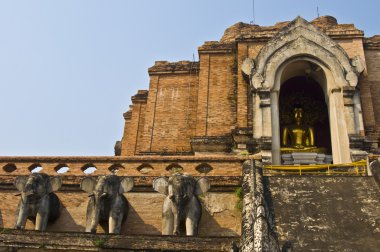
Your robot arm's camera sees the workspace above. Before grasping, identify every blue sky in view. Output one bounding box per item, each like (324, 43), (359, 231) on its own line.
(0, 0), (379, 156)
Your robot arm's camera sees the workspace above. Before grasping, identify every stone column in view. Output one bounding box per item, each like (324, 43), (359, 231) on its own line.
(258, 88), (271, 137)
(252, 92), (261, 139)
(329, 88), (351, 163)
(270, 91), (281, 165)
(343, 86), (356, 135)
(353, 90), (365, 136)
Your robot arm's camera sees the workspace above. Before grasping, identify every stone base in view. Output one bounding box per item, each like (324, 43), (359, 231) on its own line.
(292, 152), (318, 165)
(282, 152), (333, 165)
(350, 149), (368, 162)
(190, 136), (232, 153)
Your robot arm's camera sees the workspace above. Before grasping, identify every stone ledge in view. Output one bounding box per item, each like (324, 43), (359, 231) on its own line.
(364, 35), (380, 50)
(0, 155), (251, 162)
(123, 110), (132, 120)
(191, 136), (233, 153)
(131, 90), (148, 104)
(0, 230), (239, 251)
(0, 156), (250, 177)
(198, 41), (235, 53)
(148, 61), (199, 75)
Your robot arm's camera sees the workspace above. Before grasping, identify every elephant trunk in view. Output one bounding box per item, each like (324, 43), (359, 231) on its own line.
(89, 199), (101, 233)
(87, 193), (106, 233)
(173, 198), (186, 235)
(15, 192), (32, 229)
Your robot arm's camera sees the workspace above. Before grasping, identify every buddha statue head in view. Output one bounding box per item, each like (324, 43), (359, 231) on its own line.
(293, 104), (303, 126)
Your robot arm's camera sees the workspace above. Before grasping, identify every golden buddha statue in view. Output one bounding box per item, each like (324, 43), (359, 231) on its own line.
(281, 106), (326, 153)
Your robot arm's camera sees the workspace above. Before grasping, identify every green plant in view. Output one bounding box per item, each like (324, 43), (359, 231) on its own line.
(235, 187), (243, 211)
(238, 150), (250, 156)
(0, 228), (12, 234)
(92, 238), (106, 248)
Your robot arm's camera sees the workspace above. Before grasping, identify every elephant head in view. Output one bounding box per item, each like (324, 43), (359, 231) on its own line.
(14, 173), (62, 231)
(80, 175), (133, 234)
(153, 173), (210, 236)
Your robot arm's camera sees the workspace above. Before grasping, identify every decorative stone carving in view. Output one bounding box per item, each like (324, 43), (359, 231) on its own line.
(350, 56), (365, 75)
(14, 173), (62, 231)
(252, 16), (358, 91)
(114, 140), (122, 156)
(241, 160), (280, 252)
(369, 159), (380, 187)
(153, 173), (210, 236)
(345, 71), (358, 87)
(80, 175), (134, 234)
(252, 72), (264, 90)
(248, 16), (361, 164)
(241, 57), (255, 76)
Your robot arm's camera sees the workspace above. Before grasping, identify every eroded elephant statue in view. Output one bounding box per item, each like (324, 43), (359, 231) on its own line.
(80, 175), (133, 234)
(153, 173), (210, 236)
(14, 173), (62, 231)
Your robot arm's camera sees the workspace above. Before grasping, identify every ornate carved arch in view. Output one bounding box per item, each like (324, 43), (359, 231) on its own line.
(247, 16), (365, 164)
(251, 16), (359, 91)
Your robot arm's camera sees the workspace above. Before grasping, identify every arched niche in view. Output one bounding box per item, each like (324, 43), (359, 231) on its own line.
(279, 75), (332, 154)
(277, 61), (332, 160)
(249, 17), (364, 164)
(265, 56), (351, 164)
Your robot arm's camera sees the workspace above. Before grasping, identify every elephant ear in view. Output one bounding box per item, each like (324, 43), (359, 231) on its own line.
(120, 177), (134, 193)
(49, 176), (62, 193)
(195, 177), (210, 196)
(80, 177), (97, 194)
(14, 176), (28, 192)
(153, 177), (168, 195)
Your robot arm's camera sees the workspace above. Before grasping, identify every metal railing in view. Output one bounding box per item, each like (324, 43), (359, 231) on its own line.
(263, 160), (367, 176)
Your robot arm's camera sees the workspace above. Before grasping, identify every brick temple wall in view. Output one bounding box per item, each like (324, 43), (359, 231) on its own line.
(119, 18), (379, 155)
(121, 91), (148, 156)
(200, 53), (236, 136)
(363, 49), (380, 131)
(236, 42), (266, 129)
(138, 69), (199, 154)
(196, 46), (236, 137)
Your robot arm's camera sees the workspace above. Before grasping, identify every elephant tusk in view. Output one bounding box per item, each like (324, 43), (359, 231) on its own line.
(24, 192), (34, 197)
(100, 193), (107, 198)
(88, 193), (94, 197)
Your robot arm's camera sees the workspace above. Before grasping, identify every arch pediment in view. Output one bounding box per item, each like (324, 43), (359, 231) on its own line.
(251, 16), (358, 90)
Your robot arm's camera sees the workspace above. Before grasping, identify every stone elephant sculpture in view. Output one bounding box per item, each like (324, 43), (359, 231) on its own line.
(153, 173), (210, 236)
(14, 173), (62, 231)
(80, 175), (133, 234)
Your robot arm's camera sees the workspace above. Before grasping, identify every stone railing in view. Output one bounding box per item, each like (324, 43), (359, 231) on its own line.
(241, 160), (280, 252)
(0, 155), (247, 177)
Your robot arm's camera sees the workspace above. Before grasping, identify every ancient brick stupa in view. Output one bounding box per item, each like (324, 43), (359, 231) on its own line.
(0, 16), (379, 251)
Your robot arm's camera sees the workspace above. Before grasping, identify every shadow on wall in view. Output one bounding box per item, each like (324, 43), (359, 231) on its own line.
(263, 176), (280, 245)
(46, 205), (84, 232)
(121, 204), (160, 235)
(199, 207), (240, 236)
(199, 193), (241, 237)
(0, 189), (240, 236)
